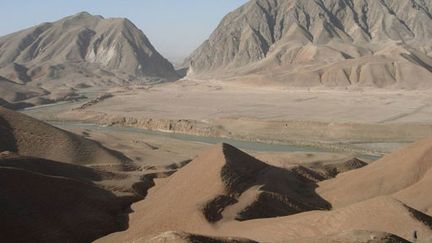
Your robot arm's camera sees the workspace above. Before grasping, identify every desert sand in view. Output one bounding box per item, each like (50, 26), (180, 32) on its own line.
(7, 107), (423, 242)
(97, 139), (432, 242)
(1, 0), (432, 242)
(0, 108), (173, 242)
(0, 153), (134, 242)
(10, 76), (432, 243)
(40, 79), (432, 159)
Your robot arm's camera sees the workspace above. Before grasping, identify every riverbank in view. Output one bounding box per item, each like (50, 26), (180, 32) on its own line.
(20, 79), (432, 158)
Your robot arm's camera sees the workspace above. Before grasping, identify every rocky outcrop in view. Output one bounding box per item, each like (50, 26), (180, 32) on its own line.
(0, 12), (179, 84)
(186, 0), (432, 89)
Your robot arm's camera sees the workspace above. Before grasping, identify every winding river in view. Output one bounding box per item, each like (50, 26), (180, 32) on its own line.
(20, 90), (383, 162)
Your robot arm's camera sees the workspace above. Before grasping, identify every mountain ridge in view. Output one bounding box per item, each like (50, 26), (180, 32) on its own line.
(185, 0), (432, 89)
(0, 11), (179, 85)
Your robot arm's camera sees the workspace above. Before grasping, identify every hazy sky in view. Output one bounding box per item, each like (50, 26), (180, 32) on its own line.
(0, 0), (248, 63)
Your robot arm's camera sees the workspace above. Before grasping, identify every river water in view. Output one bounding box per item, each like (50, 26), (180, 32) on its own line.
(20, 88), (382, 161)
(52, 121), (326, 153)
(50, 121), (382, 161)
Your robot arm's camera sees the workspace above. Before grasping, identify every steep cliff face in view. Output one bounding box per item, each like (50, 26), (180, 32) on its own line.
(0, 12), (179, 84)
(186, 0), (432, 89)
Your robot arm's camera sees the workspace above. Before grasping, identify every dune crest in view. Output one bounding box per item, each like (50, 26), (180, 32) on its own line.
(318, 138), (432, 212)
(99, 143), (334, 241)
(0, 107), (134, 169)
(100, 139), (432, 242)
(147, 231), (257, 243)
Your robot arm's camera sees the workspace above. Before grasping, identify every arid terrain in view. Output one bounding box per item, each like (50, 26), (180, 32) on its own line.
(8, 79), (432, 242)
(186, 0), (432, 89)
(24, 78), (432, 157)
(3, 105), (432, 242)
(2, 0), (432, 242)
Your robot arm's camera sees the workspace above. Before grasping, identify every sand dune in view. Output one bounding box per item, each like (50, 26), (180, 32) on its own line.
(0, 153), (136, 242)
(218, 196), (431, 242)
(4, 1), (432, 242)
(0, 107), (134, 169)
(311, 158), (368, 179)
(146, 230), (409, 243)
(3, 100), (432, 242)
(99, 139), (432, 242)
(318, 138), (432, 212)
(0, 110), (169, 242)
(2, 108), (431, 242)
(99, 143), (332, 241)
(289, 230), (410, 243)
(147, 231), (256, 243)
(0, 151), (149, 196)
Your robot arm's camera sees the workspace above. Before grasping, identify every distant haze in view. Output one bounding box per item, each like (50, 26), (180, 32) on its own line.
(0, 0), (248, 63)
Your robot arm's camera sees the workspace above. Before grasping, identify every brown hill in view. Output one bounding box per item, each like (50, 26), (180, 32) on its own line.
(100, 143), (333, 242)
(318, 138), (432, 213)
(0, 153), (136, 243)
(186, 0), (432, 89)
(147, 230), (409, 243)
(100, 140), (432, 242)
(0, 12), (178, 83)
(0, 12), (178, 108)
(217, 196), (432, 242)
(292, 230), (410, 243)
(0, 107), (133, 169)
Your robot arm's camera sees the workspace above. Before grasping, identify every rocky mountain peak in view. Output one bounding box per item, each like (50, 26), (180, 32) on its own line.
(186, 0), (432, 89)
(0, 12), (178, 85)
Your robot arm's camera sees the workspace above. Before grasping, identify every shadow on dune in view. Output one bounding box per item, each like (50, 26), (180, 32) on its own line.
(0, 107), (137, 171)
(148, 231), (258, 243)
(0, 99), (33, 110)
(0, 109), (150, 242)
(0, 155), (106, 182)
(83, 136), (139, 172)
(235, 165), (332, 221)
(132, 170), (178, 198)
(203, 144), (331, 222)
(0, 161), (136, 243)
(0, 116), (17, 153)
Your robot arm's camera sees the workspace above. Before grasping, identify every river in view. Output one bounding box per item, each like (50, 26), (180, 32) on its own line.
(19, 88), (383, 161)
(50, 121), (382, 161)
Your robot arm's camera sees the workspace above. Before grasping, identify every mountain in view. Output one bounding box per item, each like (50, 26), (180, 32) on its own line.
(0, 12), (179, 82)
(185, 0), (432, 89)
(0, 12), (178, 101)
